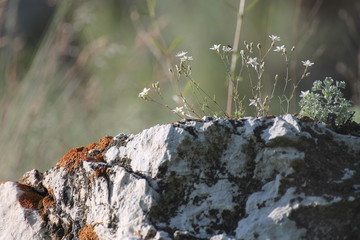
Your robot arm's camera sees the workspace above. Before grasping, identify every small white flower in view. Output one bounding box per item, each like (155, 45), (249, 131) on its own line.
(222, 45), (233, 52)
(176, 51), (188, 57)
(210, 44), (221, 52)
(302, 60), (314, 67)
(274, 45), (286, 53)
(249, 98), (258, 107)
(181, 55), (193, 61)
(172, 106), (185, 115)
(300, 90), (310, 98)
(247, 57), (259, 68)
(269, 35), (281, 42)
(138, 88), (150, 99)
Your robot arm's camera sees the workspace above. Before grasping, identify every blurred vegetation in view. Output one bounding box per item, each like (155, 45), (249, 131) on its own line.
(0, 0), (359, 180)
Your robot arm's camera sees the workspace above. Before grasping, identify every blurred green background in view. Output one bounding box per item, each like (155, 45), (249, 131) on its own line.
(1, 0), (360, 180)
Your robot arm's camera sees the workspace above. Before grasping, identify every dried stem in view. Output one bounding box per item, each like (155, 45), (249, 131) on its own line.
(227, 0), (246, 116)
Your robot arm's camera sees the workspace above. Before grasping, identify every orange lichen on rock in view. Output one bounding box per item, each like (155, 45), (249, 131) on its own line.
(78, 225), (99, 240)
(90, 167), (110, 182)
(17, 183), (44, 210)
(18, 192), (44, 209)
(56, 147), (88, 170)
(16, 183), (34, 192)
(57, 136), (113, 172)
(42, 195), (56, 209)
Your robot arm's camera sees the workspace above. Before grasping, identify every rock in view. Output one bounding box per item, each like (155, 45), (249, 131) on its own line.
(1, 114), (360, 240)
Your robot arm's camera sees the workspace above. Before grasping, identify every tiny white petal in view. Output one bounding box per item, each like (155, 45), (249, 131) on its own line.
(180, 55), (193, 62)
(172, 106), (185, 115)
(274, 45), (286, 53)
(302, 60), (314, 67)
(247, 57), (259, 68)
(138, 88), (150, 99)
(269, 35), (281, 41)
(222, 45), (233, 52)
(210, 44), (221, 51)
(176, 51), (188, 57)
(300, 90), (310, 98)
(249, 98), (258, 107)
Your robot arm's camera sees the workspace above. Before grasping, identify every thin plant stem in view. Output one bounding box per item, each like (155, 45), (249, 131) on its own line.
(143, 96), (184, 118)
(269, 75), (279, 103)
(282, 54), (290, 93)
(179, 93), (202, 118)
(286, 66), (309, 113)
(246, 67), (255, 97)
(227, 0), (246, 116)
(187, 76), (228, 117)
(260, 42), (275, 62)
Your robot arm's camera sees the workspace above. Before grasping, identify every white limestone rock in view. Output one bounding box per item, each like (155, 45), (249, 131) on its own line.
(1, 114), (360, 239)
(0, 181), (48, 240)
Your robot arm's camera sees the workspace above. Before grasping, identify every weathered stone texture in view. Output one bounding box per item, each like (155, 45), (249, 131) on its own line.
(1, 115), (359, 239)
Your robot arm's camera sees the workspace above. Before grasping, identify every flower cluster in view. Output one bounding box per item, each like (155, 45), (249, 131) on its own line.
(138, 82), (189, 117)
(175, 51), (193, 76)
(208, 35), (317, 117)
(176, 51), (193, 62)
(215, 34), (314, 116)
(139, 34), (324, 120)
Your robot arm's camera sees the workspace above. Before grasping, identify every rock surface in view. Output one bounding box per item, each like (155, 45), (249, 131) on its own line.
(1, 115), (360, 240)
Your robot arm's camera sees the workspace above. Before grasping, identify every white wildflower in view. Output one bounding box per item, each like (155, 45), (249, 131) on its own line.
(210, 44), (221, 52)
(269, 35), (281, 42)
(181, 55), (193, 62)
(138, 88), (150, 100)
(274, 45), (286, 53)
(300, 90), (310, 98)
(172, 106), (185, 115)
(222, 45), (233, 52)
(247, 57), (259, 68)
(302, 60), (314, 67)
(176, 51), (188, 57)
(249, 98), (258, 107)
